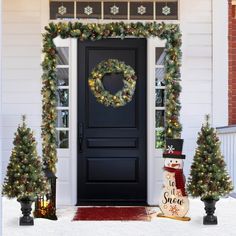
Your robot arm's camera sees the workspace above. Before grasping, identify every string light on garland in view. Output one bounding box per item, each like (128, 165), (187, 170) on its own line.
(41, 21), (182, 172)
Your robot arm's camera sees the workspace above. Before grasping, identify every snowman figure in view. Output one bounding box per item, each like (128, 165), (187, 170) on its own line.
(159, 139), (190, 220)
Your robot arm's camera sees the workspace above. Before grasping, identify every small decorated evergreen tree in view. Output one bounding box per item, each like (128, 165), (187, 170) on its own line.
(187, 115), (233, 224)
(2, 116), (49, 225)
(187, 115), (233, 199)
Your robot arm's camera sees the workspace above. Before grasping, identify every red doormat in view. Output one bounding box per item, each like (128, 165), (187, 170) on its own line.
(73, 207), (151, 221)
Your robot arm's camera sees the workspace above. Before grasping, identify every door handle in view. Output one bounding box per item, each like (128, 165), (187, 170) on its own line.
(79, 123), (84, 153)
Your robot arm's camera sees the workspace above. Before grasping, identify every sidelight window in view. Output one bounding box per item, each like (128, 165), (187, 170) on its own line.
(56, 46), (70, 149)
(155, 47), (166, 149)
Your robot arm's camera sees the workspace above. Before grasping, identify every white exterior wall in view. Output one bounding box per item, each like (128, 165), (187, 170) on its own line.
(180, 0), (228, 175)
(180, 0), (213, 174)
(2, 0), (228, 205)
(2, 0), (42, 174)
(0, 0), (3, 232)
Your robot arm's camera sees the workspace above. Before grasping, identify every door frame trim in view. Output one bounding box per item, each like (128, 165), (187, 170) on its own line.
(71, 38), (78, 205)
(54, 36), (166, 205)
(147, 38), (166, 205)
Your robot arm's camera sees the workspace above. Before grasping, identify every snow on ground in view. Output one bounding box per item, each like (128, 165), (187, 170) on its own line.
(2, 197), (236, 236)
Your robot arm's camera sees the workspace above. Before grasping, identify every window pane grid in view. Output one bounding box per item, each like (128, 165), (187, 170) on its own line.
(56, 46), (70, 149)
(58, 86), (69, 89)
(57, 106), (69, 110)
(155, 47), (166, 149)
(57, 65), (69, 69)
(56, 128), (70, 131)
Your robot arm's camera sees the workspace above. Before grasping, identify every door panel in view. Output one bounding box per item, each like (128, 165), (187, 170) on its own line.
(77, 38), (147, 204)
(87, 157), (137, 181)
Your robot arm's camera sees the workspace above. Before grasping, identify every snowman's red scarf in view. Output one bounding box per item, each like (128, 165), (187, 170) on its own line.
(164, 167), (187, 196)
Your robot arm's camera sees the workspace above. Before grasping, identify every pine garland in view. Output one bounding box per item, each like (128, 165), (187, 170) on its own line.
(41, 21), (182, 173)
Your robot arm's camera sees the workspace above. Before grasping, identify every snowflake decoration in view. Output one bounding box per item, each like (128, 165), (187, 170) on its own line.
(58, 5), (67, 16)
(166, 145), (175, 154)
(137, 5), (146, 15)
(169, 205), (179, 216)
(110, 5), (119, 15)
(84, 5), (93, 16)
(162, 5), (171, 16)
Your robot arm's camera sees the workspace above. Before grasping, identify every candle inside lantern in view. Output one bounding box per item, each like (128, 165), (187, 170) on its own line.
(41, 200), (50, 208)
(37, 196), (51, 216)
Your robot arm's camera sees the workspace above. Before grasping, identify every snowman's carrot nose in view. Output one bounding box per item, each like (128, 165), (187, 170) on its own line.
(171, 163), (180, 167)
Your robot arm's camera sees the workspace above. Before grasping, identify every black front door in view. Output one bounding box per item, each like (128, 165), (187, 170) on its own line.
(77, 38), (147, 204)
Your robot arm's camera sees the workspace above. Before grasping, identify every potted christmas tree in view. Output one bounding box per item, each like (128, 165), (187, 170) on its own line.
(2, 116), (49, 226)
(187, 115), (233, 225)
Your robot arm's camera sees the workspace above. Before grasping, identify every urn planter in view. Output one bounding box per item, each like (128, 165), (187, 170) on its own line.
(18, 198), (34, 226)
(202, 198), (218, 225)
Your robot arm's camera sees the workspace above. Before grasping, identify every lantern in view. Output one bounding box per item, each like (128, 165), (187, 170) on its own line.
(34, 168), (57, 220)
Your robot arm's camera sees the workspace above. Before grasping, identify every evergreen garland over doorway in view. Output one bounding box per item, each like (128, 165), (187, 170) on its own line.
(41, 21), (182, 173)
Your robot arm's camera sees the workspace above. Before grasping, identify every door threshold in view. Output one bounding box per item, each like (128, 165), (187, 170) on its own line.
(76, 201), (148, 206)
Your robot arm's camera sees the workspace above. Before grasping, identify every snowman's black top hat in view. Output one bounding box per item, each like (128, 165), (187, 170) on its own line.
(163, 138), (186, 159)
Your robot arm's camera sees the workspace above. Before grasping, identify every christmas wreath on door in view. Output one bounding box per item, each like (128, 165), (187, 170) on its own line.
(88, 59), (137, 108)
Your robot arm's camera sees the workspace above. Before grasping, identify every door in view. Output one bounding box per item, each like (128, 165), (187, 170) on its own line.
(77, 38), (147, 204)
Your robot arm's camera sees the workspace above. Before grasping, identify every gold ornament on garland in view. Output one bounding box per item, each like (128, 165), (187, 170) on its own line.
(88, 59), (137, 108)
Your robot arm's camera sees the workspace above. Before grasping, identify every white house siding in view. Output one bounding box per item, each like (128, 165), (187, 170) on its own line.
(0, 0), (2, 231)
(2, 0), (42, 175)
(2, 0), (226, 205)
(180, 0), (214, 175)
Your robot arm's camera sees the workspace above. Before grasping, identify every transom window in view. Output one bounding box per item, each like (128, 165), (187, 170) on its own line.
(49, 0), (179, 20)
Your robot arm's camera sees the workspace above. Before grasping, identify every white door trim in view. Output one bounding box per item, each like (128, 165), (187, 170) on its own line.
(70, 39), (78, 205)
(147, 38), (166, 205)
(54, 36), (166, 205)
(212, 0), (228, 126)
